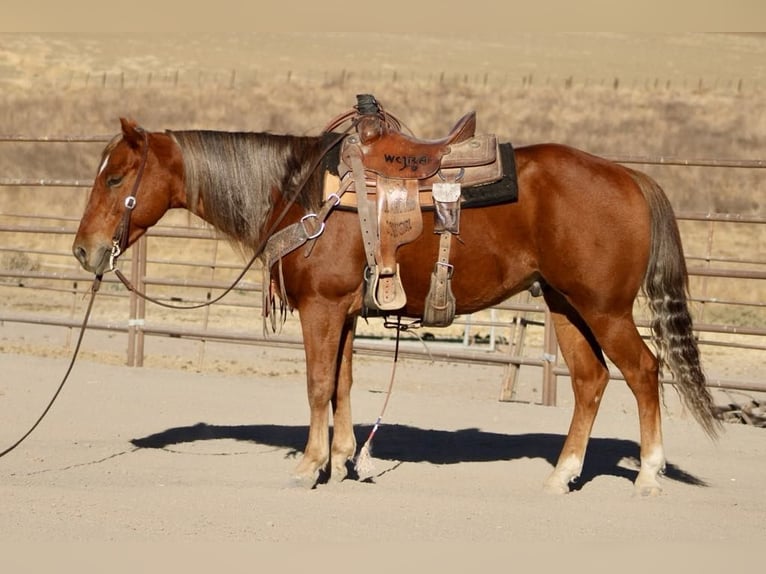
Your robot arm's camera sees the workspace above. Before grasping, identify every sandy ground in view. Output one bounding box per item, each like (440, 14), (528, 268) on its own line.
(1, 330), (764, 548)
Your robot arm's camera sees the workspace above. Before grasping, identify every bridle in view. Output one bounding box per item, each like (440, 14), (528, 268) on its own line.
(108, 127), (149, 272)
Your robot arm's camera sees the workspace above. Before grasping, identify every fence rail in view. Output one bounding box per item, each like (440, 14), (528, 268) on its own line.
(8, 68), (763, 94)
(1, 136), (764, 406)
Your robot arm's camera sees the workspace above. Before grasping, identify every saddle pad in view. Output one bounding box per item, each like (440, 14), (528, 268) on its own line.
(323, 142), (518, 211)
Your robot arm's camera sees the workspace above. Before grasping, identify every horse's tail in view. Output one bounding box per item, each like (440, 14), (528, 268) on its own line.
(631, 170), (722, 439)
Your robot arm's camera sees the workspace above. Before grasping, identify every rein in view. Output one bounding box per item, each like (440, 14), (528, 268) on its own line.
(0, 110), (379, 459)
(0, 276), (102, 458)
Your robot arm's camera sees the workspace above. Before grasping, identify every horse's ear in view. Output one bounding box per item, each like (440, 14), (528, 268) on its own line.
(120, 117), (144, 149)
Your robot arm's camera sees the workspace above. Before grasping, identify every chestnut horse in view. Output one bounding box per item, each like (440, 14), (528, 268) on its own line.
(72, 116), (720, 495)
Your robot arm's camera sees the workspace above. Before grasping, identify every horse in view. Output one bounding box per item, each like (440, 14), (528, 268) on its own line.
(72, 112), (720, 496)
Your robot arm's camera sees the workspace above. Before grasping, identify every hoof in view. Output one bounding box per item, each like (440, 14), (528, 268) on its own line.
(289, 473), (318, 490)
(634, 469), (663, 497)
(634, 483), (663, 497)
(329, 461), (350, 483)
(542, 478), (570, 495)
(290, 459), (323, 489)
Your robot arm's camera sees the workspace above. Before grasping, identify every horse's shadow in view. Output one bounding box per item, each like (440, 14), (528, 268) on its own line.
(130, 422), (707, 489)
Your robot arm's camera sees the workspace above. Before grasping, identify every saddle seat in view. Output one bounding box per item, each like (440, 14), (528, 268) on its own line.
(351, 111), (477, 180)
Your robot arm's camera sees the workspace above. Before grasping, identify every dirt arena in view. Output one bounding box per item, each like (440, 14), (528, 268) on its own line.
(1, 325), (765, 545)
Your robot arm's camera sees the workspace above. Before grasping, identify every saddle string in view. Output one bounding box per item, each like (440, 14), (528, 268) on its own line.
(0, 276), (103, 458)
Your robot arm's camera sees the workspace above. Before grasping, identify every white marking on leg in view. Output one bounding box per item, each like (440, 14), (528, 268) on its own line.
(642, 445), (666, 476)
(558, 453), (583, 482)
(635, 445), (666, 496)
(544, 453), (583, 494)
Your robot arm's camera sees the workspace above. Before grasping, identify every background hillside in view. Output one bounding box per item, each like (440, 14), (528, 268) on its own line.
(1, 33), (764, 213)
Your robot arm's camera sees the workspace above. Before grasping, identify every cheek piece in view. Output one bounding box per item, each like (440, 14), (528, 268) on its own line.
(108, 129), (148, 272)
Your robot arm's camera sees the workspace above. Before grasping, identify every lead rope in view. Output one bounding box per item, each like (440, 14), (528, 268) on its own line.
(0, 276), (102, 458)
(354, 316), (404, 478)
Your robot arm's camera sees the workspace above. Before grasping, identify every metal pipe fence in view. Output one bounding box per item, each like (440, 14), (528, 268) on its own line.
(0, 135), (764, 406)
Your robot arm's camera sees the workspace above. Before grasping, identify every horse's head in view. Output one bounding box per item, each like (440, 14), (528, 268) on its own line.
(72, 118), (184, 276)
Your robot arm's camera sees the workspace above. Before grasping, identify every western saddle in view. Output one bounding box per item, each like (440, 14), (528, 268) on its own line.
(337, 94), (504, 326)
(261, 94), (507, 331)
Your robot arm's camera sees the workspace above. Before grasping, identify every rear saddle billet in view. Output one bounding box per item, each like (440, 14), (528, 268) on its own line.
(337, 94), (504, 326)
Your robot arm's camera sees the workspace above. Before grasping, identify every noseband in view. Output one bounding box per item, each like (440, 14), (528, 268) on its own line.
(109, 128), (149, 270)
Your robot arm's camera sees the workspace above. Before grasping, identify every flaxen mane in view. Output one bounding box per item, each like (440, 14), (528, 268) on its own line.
(169, 130), (325, 252)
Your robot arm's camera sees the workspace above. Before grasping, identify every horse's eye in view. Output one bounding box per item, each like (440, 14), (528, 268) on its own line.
(106, 175), (123, 188)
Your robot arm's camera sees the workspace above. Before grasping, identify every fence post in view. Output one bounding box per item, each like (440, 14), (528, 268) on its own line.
(136, 235), (146, 366)
(541, 307), (558, 406)
(126, 235), (147, 367)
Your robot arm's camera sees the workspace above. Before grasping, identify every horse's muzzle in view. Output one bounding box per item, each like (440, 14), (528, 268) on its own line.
(72, 241), (111, 276)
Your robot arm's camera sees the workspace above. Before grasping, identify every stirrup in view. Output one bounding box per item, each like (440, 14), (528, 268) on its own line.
(365, 265), (407, 311)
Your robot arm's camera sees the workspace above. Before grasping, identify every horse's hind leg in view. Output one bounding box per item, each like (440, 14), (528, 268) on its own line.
(600, 322), (664, 495)
(578, 309), (665, 496)
(543, 290), (610, 494)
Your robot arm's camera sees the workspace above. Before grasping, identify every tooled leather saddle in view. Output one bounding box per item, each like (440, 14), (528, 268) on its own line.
(332, 94), (517, 326)
(261, 94), (518, 331)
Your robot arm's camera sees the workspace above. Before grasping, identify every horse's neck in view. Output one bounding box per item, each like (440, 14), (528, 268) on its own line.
(174, 130), (322, 249)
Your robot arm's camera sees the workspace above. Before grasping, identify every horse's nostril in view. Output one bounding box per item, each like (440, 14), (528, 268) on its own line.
(73, 245), (87, 265)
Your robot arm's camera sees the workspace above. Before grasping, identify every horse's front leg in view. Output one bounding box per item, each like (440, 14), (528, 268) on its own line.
(291, 302), (349, 486)
(329, 315), (358, 481)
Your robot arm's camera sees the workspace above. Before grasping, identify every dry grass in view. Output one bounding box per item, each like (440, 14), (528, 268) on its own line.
(2, 78), (763, 212)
